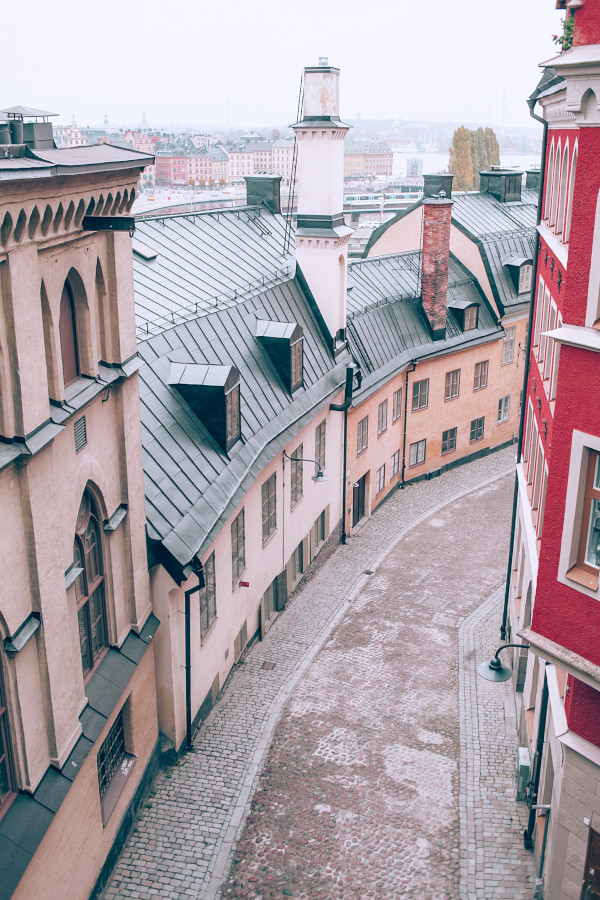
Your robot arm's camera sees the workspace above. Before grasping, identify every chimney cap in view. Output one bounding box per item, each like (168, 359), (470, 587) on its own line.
(0, 105), (58, 120)
(318, 56), (329, 66)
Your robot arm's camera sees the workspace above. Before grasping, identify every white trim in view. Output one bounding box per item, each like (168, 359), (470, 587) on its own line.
(538, 222), (569, 269)
(516, 461), (539, 583)
(544, 323), (600, 353)
(546, 664), (568, 739)
(560, 730), (600, 769)
(586, 189), (600, 327)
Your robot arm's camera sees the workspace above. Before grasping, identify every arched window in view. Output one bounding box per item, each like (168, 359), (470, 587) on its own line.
(565, 144), (577, 243)
(544, 142), (555, 221)
(59, 281), (79, 386)
(550, 141), (562, 228)
(556, 142), (569, 235)
(0, 659), (17, 818)
(73, 491), (107, 676)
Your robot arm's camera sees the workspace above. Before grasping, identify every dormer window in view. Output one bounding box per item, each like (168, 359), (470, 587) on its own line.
(169, 363), (241, 453)
(291, 339), (303, 392)
(464, 305), (478, 331)
(519, 264), (533, 295)
(226, 384), (241, 446)
(503, 256), (533, 296)
(256, 319), (304, 394)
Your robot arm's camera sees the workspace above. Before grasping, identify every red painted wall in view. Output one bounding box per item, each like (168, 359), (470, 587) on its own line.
(531, 345), (600, 668)
(563, 128), (600, 326)
(573, 4), (600, 47)
(564, 677), (600, 748)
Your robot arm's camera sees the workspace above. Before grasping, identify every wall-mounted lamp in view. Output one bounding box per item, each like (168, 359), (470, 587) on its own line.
(542, 419), (548, 443)
(557, 271), (562, 292)
(478, 643), (530, 682)
(532, 377), (537, 392)
(550, 257), (555, 277)
(282, 449), (329, 483)
(537, 397), (542, 416)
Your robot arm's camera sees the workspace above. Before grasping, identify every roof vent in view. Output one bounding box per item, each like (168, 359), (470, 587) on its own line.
(74, 416), (87, 452)
(479, 168), (523, 203)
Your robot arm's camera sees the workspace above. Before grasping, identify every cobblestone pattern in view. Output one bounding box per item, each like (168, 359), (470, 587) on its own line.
(459, 586), (536, 899)
(102, 447), (518, 900)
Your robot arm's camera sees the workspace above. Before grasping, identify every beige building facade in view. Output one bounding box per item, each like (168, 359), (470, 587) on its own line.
(0, 133), (158, 899)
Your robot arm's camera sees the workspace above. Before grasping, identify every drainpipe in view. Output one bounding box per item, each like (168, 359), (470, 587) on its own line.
(500, 99), (548, 641)
(184, 558), (205, 752)
(524, 669), (549, 851)
(330, 366), (356, 544)
(401, 362), (417, 487)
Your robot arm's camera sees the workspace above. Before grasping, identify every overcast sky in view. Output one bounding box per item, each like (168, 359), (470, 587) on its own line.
(4, 0), (562, 129)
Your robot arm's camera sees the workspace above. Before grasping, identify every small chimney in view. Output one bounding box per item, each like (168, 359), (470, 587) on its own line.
(479, 167), (523, 203)
(244, 174), (281, 214)
(525, 168), (541, 190)
(421, 196), (453, 341)
(423, 173), (454, 200)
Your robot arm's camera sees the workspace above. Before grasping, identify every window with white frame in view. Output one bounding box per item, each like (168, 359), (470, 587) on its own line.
(315, 421), (326, 472)
(464, 306), (478, 331)
(502, 326), (516, 366)
(518, 265), (533, 295)
(497, 396), (510, 423)
(391, 450), (400, 478)
(544, 142), (555, 221)
(533, 278), (545, 347)
(262, 473), (277, 543)
(474, 360), (488, 391)
(565, 144), (577, 243)
(392, 388), (402, 422)
(376, 464), (386, 494)
(409, 438), (426, 467)
(377, 399), (388, 435)
(556, 142), (569, 236)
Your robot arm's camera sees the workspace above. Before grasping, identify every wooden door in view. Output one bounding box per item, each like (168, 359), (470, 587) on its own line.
(352, 475), (366, 527)
(582, 828), (600, 900)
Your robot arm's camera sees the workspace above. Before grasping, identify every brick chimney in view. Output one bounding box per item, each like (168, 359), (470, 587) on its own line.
(421, 196), (453, 341)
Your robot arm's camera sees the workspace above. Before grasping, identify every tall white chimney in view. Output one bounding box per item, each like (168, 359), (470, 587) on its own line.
(292, 60), (351, 346)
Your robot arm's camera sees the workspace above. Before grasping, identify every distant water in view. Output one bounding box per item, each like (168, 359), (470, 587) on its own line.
(392, 150), (543, 178)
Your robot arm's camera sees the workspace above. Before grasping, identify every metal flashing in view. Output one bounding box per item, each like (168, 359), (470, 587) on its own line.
(103, 505), (128, 534)
(3, 613), (41, 656)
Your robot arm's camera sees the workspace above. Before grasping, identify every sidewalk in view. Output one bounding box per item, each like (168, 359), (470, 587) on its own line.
(102, 447), (533, 900)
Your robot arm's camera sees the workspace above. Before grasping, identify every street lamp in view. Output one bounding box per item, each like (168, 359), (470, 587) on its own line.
(477, 643), (530, 682)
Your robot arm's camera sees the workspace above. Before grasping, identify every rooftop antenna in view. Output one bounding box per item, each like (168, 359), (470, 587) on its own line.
(283, 70), (304, 256)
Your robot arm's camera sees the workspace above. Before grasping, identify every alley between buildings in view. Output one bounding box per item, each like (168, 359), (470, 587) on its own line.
(102, 446), (535, 900)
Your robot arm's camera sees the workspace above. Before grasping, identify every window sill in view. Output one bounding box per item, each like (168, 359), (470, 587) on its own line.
(500, 361), (515, 367)
(290, 495), (304, 512)
(473, 385), (488, 392)
(100, 752), (137, 826)
(262, 529), (278, 549)
(200, 616), (218, 646)
(444, 396), (459, 403)
(411, 406), (428, 413)
(232, 567), (247, 591)
(357, 447), (368, 458)
(377, 429), (387, 438)
(441, 448), (456, 456)
(409, 460), (426, 468)
(566, 565), (599, 592)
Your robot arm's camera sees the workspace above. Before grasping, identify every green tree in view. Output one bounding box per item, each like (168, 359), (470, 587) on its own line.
(448, 126), (474, 191)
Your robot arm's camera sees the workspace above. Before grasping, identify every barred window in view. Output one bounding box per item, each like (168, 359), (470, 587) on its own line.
(376, 464), (386, 494)
(377, 400), (388, 435)
(200, 553), (217, 636)
(231, 509), (245, 585)
(392, 388), (402, 422)
(474, 360), (488, 391)
(315, 421), (326, 472)
(262, 473), (277, 543)
(357, 416), (368, 455)
(291, 444), (303, 508)
(98, 713), (126, 800)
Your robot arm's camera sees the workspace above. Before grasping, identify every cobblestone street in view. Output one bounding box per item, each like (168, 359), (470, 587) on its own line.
(103, 448), (536, 900)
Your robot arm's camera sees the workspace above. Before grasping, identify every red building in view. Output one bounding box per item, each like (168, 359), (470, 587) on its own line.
(506, 3), (600, 898)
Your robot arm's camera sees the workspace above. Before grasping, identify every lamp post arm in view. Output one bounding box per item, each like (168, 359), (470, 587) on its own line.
(493, 642), (530, 663)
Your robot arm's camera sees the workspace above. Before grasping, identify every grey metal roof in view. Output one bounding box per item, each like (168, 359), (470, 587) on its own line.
(133, 207), (295, 340)
(346, 251), (502, 395)
(134, 208), (351, 569)
(0, 144), (153, 180)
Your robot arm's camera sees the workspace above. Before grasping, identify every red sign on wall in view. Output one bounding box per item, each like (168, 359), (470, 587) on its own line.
(239, 581), (249, 588)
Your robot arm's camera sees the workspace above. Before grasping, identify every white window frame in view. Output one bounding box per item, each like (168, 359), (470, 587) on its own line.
(376, 464), (386, 495)
(557, 431), (600, 599)
(409, 438), (426, 467)
(497, 396), (510, 423)
(502, 326), (516, 366)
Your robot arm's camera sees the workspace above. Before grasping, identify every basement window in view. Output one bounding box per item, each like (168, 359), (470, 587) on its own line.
(97, 708), (136, 826)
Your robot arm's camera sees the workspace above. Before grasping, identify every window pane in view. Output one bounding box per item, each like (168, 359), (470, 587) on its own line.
(585, 498), (600, 568)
